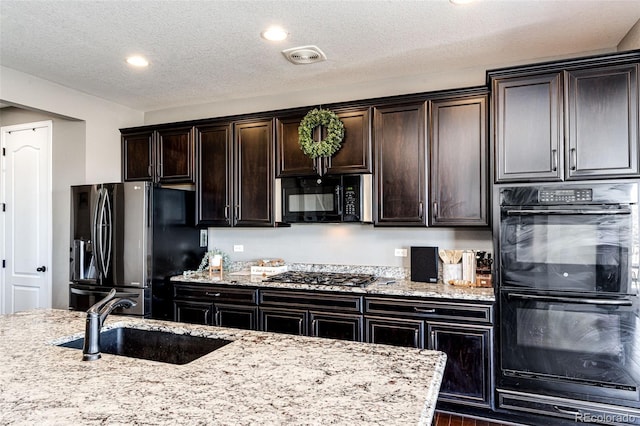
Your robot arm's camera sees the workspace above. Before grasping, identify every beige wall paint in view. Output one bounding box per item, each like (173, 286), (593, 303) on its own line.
(0, 107), (85, 309)
(619, 18), (640, 51)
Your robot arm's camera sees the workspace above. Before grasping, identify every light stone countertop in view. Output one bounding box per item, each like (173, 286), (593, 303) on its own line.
(174, 271), (495, 302)
(0, 309), (447, 426)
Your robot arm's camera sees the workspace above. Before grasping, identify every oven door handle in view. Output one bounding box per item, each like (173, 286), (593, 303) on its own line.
(508, 293), (634, 306)
(505, 208), (631, 216)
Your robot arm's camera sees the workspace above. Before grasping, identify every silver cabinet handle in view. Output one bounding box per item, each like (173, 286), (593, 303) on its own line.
(205, 293), (221, 297)
(414, 307), (436, 314)
(298, 318), (304, 335)
(147, 165), (153, 178)
(224, 205), (229, 219)
(158, 163), (163, 178)
(430, 330), (436, 348)
(414, 329), (420, 348)
(551, 149), (558, 171)
(570, 148), (577, 171)
(311, 319), (317, 335)
(553, 406), (581, 416)
(418, 202), (423, 219)
(215, 310), (221, 326)
(433, 202), (438, 219)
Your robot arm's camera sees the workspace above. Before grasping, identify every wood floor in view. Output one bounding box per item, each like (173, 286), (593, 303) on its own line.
(433, 412), (507, 426)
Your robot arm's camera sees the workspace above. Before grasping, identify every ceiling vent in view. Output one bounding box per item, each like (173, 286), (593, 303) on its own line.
(281, 45), (327, 65)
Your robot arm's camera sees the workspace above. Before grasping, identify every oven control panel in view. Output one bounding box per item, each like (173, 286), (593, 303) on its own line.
(539, 189), (593, 203)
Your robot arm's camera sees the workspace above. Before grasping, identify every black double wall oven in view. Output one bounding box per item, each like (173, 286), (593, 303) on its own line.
(497, 183), (640, 409)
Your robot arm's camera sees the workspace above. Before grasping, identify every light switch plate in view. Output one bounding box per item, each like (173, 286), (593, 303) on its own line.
(233, 245), (244, 252)
(394, 248), (407, 257)
(199, 229), (208, 247)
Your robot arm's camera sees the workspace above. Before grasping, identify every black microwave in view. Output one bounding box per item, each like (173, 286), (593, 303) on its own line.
(281, 175), (369, 223)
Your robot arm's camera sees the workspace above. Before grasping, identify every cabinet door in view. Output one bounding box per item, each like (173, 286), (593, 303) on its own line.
(122, 130), (154, 181)
(276, 115), (317, 177)
(428, 322), (493, 408)
(365, 317), (424, 348)
(494, 73), (563, 182)
(215, 304), (257, 330)
(174, 300), (214, 325)
(196, 124), (232, 226)
(373, 103), (426, 226)
(310, 312), (363, 341)
(234, 120), (274, 226)
(156, 126), (195, 183)
(566, 64), (639, 179)
(324, 107), (372, 175)
(430, 96), (488, 226)
(260, 307), (307, 335)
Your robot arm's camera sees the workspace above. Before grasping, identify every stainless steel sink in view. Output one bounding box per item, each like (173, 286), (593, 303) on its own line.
(58, 327), (232, 365)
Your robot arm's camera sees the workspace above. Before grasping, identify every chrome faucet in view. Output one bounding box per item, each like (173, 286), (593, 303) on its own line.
(82, 288), (137, 361)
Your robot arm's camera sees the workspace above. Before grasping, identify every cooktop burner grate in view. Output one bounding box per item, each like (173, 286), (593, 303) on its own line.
(263, 271), (376, 287)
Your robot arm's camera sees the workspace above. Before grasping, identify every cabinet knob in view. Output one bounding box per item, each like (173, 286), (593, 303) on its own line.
(36, 266), (47, 272)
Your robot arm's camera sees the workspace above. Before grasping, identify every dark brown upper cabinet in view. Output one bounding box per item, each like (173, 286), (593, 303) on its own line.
(122, 130), (154, 181)
(373, 102), (427, 226)
(234, 119), (274, 227)
(493, 73), (563, 182)
(196, 119), (275, 227)
(122, 126), (195, 184)
(195, 123), (232, 227)
(566, 64), (638, 179)
(429, 95), (488, 227)
(276, 107), (371, 177)
(490, 53), (639, 183)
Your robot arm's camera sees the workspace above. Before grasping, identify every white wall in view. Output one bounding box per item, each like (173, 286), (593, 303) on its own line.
(619, 18), (640, 51)
(209, 225), (492, 268)
(0, 66), (144, 183)
(0, 67), (144, 308)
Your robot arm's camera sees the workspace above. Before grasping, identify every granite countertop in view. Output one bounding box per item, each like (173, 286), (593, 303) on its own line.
(0, 309), (446, 425)
(173, 271), (495, 302)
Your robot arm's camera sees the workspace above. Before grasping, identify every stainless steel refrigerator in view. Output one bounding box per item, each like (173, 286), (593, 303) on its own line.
(69, 182), (206, 318)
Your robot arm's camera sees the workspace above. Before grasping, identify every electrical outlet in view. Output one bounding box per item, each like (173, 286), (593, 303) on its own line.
(394, 248), (407, 257)
(199, 229), (208, 247)
(233, 244), (244, 252)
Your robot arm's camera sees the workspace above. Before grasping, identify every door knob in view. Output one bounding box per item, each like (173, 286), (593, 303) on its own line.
(36, 266), (47, 272)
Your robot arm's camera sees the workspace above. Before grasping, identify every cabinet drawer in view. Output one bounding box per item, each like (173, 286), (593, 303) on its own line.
(260, 290), (363, 313)
(365, 297), (493, 323)
(498, 389), (640, 425)
(173, 284), (257, 304)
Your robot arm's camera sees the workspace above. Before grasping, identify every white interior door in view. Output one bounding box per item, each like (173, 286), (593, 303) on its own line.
(1, 120), (52, 314)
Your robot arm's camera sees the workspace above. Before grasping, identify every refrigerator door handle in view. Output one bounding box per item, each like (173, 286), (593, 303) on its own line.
(92, 187), (103, 280)
(102, 188), (112, 278)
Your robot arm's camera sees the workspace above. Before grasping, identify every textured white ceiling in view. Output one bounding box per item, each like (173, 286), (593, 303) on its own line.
(1, 0), (639, 112)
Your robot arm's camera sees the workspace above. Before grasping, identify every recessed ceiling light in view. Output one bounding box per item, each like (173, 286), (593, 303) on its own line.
(450, 0), (475, 4)
(126, 56), (149, 67)
(261, 26), (288, 41)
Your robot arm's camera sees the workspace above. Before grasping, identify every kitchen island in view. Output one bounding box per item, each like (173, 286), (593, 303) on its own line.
(0, 309), (446, 425)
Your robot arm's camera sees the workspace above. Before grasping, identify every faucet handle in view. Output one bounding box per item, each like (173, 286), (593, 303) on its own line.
(87, 288), (117, 315)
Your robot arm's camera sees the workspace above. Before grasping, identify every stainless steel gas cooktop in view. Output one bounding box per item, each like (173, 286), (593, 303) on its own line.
(263, 271), (377, 287)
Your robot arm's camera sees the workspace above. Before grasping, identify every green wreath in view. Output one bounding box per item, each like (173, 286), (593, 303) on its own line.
(298, 108), (345, 159)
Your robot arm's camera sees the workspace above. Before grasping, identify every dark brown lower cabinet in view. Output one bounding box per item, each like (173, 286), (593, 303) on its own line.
(428, 322), (493, 408)
(260, 307), (307, 335)
(173, 283), (258, 330)
(216, 304), (257, 330)
(365, 317), (424, 348)
(260, 308), (363, 341)
(174, 300), (214, 325)
(311, 312), (362, 341)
